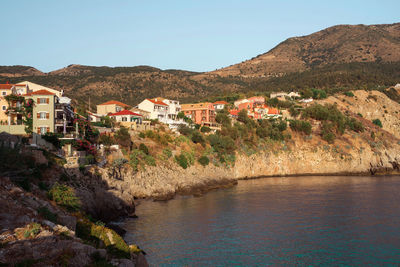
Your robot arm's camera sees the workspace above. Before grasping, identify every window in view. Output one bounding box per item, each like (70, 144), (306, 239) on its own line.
(116, 106), (122, 112)
(37, 112), (48, 119)
(2, 106), (6, 111)
(38, 98), (49, 104)
(1, 92), (6, 96)
(122, 117), (127, 121)
(39, 126), (48, 135)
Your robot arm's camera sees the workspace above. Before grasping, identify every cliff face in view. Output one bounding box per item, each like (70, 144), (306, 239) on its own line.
(97, 132), (400, 201)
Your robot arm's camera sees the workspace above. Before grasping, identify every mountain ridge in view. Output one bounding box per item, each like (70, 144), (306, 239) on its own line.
(0, 22), (399, 105)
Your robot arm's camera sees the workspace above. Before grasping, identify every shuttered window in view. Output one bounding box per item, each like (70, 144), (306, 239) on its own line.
(38, 98), (49, 104)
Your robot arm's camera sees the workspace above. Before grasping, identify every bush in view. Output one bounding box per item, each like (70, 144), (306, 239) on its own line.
(114, 127), (131, 148)
(138, 132), (145, 138)
(139, 143), (149, 155)
(178, 125), (193, 136)
(207, 134), (236, 155)
(198, 156), (210, 166)
(175, 154), (188, 169)
(99, 134), (114, 146)
(344, 91), (354, 97)
(290, 120), (312, 135)
(144, 155), (156, 166)
(200, 126), (211, 133)
(48, 183), (81, 211)
(42, 133), (61, 148)
(289, 106), (300, 117)
(321, 122), (335, 143)
(191, 131), (205, 145)
(372, 119), (383, 128)
(162, 148), (172, 159)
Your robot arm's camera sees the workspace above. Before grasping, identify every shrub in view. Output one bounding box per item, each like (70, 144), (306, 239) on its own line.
(207, 134), (236, 155)
(290, 120), (312, 135)
(191, 131), (205, 145)
(321, 122), (336, 143)
(23, 223), (41, 239)
(178, 125), (193, 136)
(237, 109), (249, 123)
(344, 91), (354, 97)
(175, 154), (188, 169)
(198, 156), (210, 166)
(144, 155), (156, 166)
(99, 134), (114, 146)
(200, 126), (211, 133)
(372, 119), (383, 128)
(138, 132), (145, 138)
(162, 148), (172, 159)
(42, 133), (61, 148)
(289, 106), (300, 117)
(139, 143), (149, 155)
(114, 127), (131, 148)
(346, 118), (364, 132)
(48, 183), (81, 211)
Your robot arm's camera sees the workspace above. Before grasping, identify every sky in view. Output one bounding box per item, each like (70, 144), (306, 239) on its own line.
(1, 0), (399, 73)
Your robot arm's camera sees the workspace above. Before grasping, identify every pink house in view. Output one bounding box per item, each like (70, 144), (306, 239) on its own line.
(181, 102), (216, 125)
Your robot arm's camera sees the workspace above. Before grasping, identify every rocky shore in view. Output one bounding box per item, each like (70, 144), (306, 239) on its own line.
(94, 131), (400, 202)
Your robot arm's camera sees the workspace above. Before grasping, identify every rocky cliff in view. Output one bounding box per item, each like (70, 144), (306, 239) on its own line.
(96, 130), (399, 201)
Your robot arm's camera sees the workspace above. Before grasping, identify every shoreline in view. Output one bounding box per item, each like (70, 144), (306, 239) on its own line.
(134, 170), (400, 203)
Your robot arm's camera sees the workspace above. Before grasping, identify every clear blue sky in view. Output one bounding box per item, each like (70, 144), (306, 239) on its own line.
(2, 0), (399, 72)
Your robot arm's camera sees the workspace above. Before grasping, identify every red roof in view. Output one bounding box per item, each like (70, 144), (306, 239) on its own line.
(229, 110), (239, 116)
(214, 101), (228, 105)
(24, 89), (55, 96)
(148, 98), (168, 106)
(98, 100), (130, 107)
(0, 84), (14, 90)
(110, 110), (142, 117)
(268, 108), (279, 115)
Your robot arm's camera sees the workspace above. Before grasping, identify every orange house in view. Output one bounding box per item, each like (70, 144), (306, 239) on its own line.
(181, 102), (216, 125)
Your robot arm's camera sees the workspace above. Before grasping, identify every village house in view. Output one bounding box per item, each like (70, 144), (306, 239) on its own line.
(130, 107), (151, 119)
(270, 92), (300, 100)
(137, 98), (169, 120)
(181, 102), (216, 125)
(109, 110), (143, 128)
(0, 82), (74, 135)
(213, 101), (228, 111)
(96, 100), (131, 116)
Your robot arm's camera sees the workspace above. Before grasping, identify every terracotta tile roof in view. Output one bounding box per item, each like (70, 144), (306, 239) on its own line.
(213, 101), (228, 105)
(98, 100), (130, 108)
(0, 84), (14, 90)
(268, 108), (279, 114)
(147, 98), (168, 106)
(29, 89), (55, 95)
(229, 110), (239, 116)
(181, 102), (213, 110)
(110, 110), (142, 117)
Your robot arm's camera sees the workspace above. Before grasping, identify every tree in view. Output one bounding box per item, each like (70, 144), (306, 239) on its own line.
(114, 126), (132, 148)
(237, 109), (249, 123)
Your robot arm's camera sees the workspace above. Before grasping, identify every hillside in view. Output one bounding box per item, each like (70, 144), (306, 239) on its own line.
(210, 23), (400, 78)
(0, 23), (399, 106)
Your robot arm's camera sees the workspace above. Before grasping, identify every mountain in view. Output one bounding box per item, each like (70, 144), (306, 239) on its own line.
(0, 66), (44, 77)
(0, 23), (399, 106)
(210, 23), (400, 78)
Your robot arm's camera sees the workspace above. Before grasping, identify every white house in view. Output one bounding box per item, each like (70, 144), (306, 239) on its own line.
(153, 97), (181, 120)
(234, 99), (249, 108)
(137, 98), (169, 120)
(109, 110), (142, 123)
(213, 101), (228, 111)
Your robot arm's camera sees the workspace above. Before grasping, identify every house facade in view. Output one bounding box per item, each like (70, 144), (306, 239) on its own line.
(181, 102), (216, 125)
(109, 110), (142, 128)
(0, 82), (74, 135)
(96, 100), (130, 116)
(137, 98), (169, 120)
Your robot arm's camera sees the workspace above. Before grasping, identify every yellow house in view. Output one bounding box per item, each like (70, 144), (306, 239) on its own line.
(96, 100), (130, 116)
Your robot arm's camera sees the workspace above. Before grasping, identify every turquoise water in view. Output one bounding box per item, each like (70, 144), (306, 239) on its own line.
(123, 176), (400, 266)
